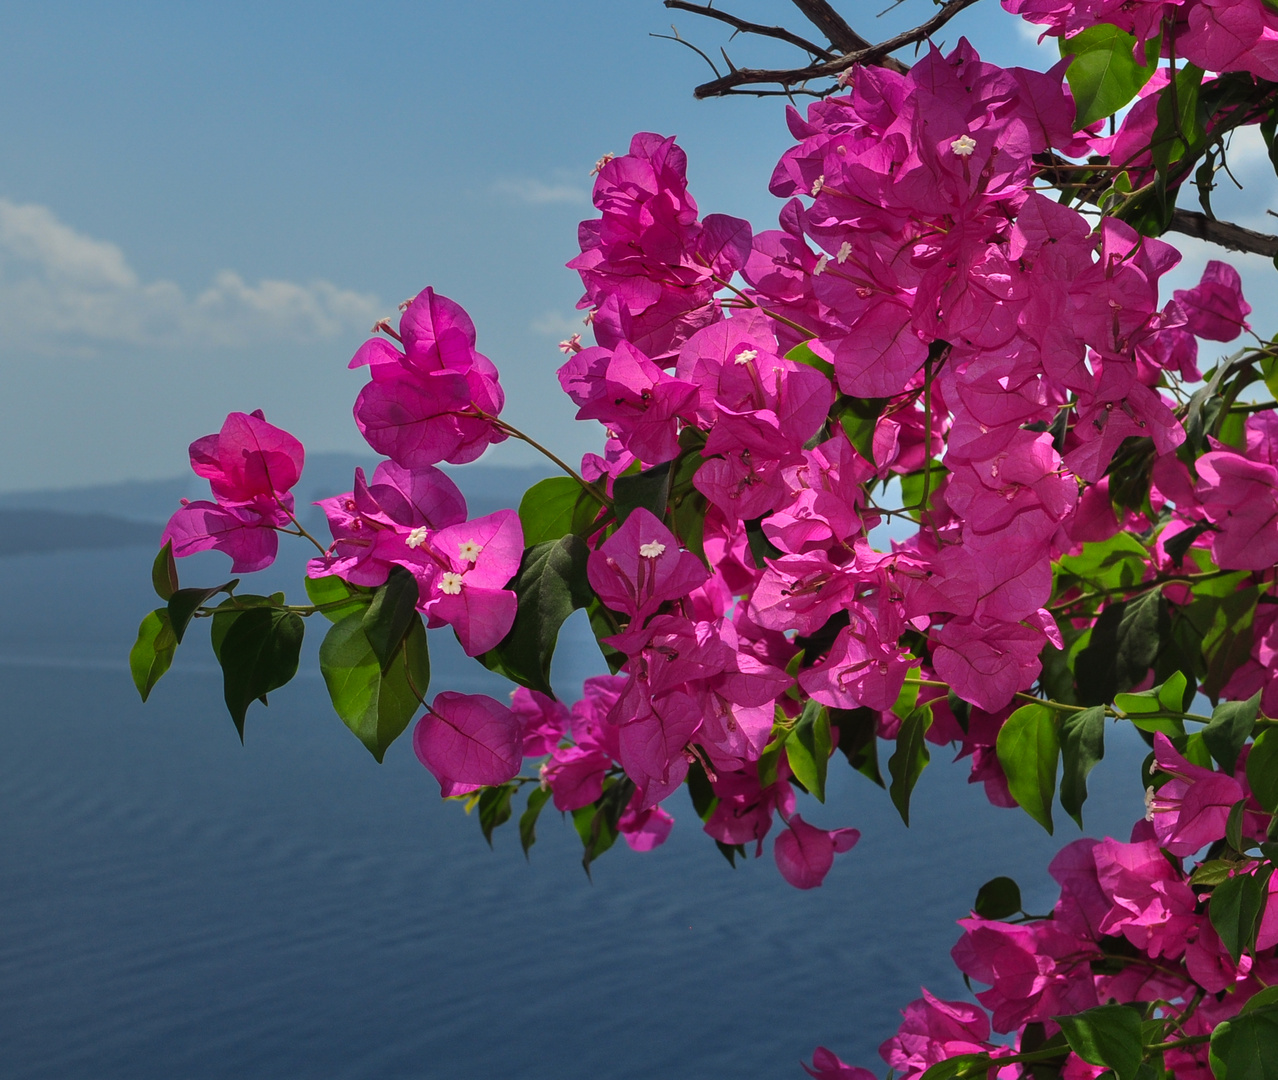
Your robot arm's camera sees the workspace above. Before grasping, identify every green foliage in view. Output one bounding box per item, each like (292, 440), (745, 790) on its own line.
(217, 606), (305, 739)
(573, 777), (634, 877)
(519, 785), (553, 858)
(305, 574), (372, 623)
(1247, 730), (1278, 814)
(1204, 693), (1262, 775)
(613, 460), (672, 524)
(130, 608), (177, 701)
(361, 566), (420, 674)
(477, 783), (516, 846)
(973, 876), (1022, 920)
(1210, 1001), (1278, 1080)
(151, 541), (178, 601)
(785, 700), (832, 803)
(1210, 865), (1275, 963)
(1055, 1005), (1144, 1080)
(997, 703), (1059, 834)
(518, 476), (603, 546)
(318, 612), (430, 762)
(1060, 706), (1106, 827)
(168, 580), (238, 644)
(1075, 590), (1163, 706)
(482, 535), (592, 697)
(888, 704), (934, 826)
(1061, 24), (1160, 128)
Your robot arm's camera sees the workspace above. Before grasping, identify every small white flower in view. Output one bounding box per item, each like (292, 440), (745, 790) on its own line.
(457, 538), (483, 562)
(950, 134), (977, 157)
(811, 174), (825, 196)
(439, 572), (464, 595)
(836, 241), (852, 264)
(406, 526), (429, 549)
(813, 254), (830, 277)
(734, 349), (758, 365)
(1144, 785), (1156, 823)
(558, 333), (582, 355)
(639, 540), (666, 559)
(590, 152), (616, 176)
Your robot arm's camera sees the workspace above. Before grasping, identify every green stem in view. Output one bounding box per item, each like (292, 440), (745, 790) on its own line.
(483, 413), (612, 508)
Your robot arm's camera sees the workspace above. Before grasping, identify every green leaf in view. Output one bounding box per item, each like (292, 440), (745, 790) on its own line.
(208, 594), (276, 661)
(744, 516), (783, 570)
(1249, 729), (1278, 814)
(318, 612), (430, 762)
(613, 460), (672, 524)
(1151, 63), (1205, 169)
(1075, 590), (1163, 706)
(1060, 705), (1106, 827)
(481, 535), (592, 697)
(974, 876), (1022, 920)
(1055, 1004), (1144, 1080)
(757, 708), (791, 789)
(478, 783), (515, 847)
(304, 574), (371, 623)
(1210, 865), (1275, 964)
(837, 397), (888, 462)
(900, 459), (945, 518)
(361, 566), (420, 674)
(1114, 672), (1188, 737)
(151, 541), (178, 601)
(997, 703), (1059, 834)
(670, 483), (709, 568)
(1205, 693), (1261, 775)
(518, 476), (603, 546)
(1203, 586), (1260, 701)
(130, 608), (177, 702)
(786, 700), (832, 803)
(830, 707), (884, 787)
(1227, 799), (1249, 853)
(1056, 532), (1149, 592)
(1061, 24), (1160, 128)
(1190, 859), (1235, 886)
(519, 784), (553, 858)
(888, 704), (934, 826)
(217, 607), (305, 739)
(573, 777), (633, 877)
(893, 667), (922, 721)
(1210, 1001), (1278, 1080)
(918, 1054), (990, 1080)
(585, 597), (627, 673)
(784, 340), (835, 380)
(167, 580), (238, 644)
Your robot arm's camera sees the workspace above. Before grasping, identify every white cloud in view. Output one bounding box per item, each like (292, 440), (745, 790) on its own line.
(530, 310), (587, 337)
(491, 177), (589, 206)
(0, 197), (383, 354)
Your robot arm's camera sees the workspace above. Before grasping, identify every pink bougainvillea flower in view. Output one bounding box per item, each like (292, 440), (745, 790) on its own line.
(773, 813), (860, 889)
(587, 507), (708, 626)
(618, 789), (675, 851)
(508, 688), (570, 758)
(880, 989), (994, 1079)
(1175, 260), (1252, 342)
(803, 1047), (878, 1080)
(413, 691), (524, 797)
(1146, 732), (1246, 856)
(161, 409), (305, 572)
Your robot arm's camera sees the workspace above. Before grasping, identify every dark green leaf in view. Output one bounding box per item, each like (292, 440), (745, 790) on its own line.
(218, 607), (305, 739)
(518, 476), (603, 546)
(1061, 24), (1160, 127)
(1060, 706), (1106, 828)
(478, 783), (515, 847)
(519, 784), (553, 858)
(613, 460), (672, 524)
(1164, 521), (1213, 569)
(361, 566), (420, 674)
(151, 541), (178, 601)
(208, 594), (275, 662)
(1249, 729), (1278, 814)
(1055, 1005), (1144, 1080)
(1228, 799), (1250, 853)
(830, 707), (884, 787)
(1190, 859), (1235, 886)
(974, 876), (1022, 920)
(482, 535), (592, 697)
(837, 397), (888, 462)
(757, 709), (790, 789)
(1075, 590), (1163, 706)
(585, 597), (626, 673)
(786, 700), (832, 803)
(997, 703), (1059, 834)
(318, 612), (429, 762)
(670, 484), (709, 568)
(918, 1054), (990, 1080)
(744, 516), (783, 570)
(900, 459), (945, 518)
(573, 777), (633, 877)
(715, 840), (747, 867)
(130, 608), (177, 702)
(167, 580), (238, 644)
(1209, 1001), (1278, 1080)
(888, 704), (934, 826)
(1210, 865), (1274, 963)
(304, 574), (371, 623)
(1203, 586), (1260, 701)
(1151, 64), (1205, 169)
(1205, 693), (1262, 775)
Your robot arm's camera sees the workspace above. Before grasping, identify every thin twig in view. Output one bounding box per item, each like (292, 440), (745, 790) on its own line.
(663, 1), (835, 60)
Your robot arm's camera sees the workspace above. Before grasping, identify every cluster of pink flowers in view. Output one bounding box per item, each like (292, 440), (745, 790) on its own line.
(1005, 0), (1278, 82)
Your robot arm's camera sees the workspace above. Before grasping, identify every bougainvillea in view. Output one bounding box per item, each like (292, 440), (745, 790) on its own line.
(132, 2), (1278, 1077)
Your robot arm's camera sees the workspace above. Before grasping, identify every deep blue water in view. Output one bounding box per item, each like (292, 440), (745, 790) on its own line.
(0, 543), (1152, 1079)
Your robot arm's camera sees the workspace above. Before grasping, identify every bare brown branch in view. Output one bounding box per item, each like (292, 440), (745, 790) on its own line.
(1167, 209), (1278, 259)
(787, 0), (870, 54)
(663, 1), (836, 61)
(686, 0), (981, 97)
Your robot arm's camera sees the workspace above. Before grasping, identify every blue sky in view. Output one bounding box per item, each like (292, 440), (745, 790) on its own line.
(1, 0), (1271, 493)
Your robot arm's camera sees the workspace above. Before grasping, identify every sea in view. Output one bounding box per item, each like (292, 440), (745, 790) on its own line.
(0, 460), (1151, 1079)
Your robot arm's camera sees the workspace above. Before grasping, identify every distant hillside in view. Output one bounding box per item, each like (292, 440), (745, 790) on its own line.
(0, 455), (558, 556)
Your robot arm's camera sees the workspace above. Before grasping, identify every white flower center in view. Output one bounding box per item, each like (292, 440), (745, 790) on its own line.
(811, 175), (825, 196)
(950, 135), (977, 157)
(813, 254), (830, 277)
(457, 539), (483, 562)
(1144, 785), (1156, 822)
(836, 241), (852, 264)
(734, 349), (758, 366)
(639, 541), (666, 559)
(439, 572), (464, 595)
(406, 526), (429, 549)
